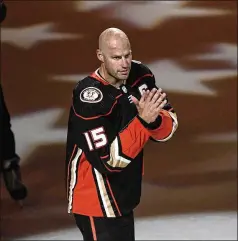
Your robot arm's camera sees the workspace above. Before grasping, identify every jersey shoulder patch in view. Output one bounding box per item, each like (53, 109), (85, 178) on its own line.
(79, 86), (103, 103)
(72, 77), (116, 119)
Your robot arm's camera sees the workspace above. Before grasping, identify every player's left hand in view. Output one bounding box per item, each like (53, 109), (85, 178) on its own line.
(131, 88), (167, 115)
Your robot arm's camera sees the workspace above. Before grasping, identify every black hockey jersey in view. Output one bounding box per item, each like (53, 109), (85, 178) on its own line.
(66, 60), (178, 217)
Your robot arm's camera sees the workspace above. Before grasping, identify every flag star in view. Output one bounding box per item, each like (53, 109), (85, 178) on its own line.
(195, 132), (237, 143)
(1, 23), (83, 49)
(191, 43), (237, 68)
(11, 108), (67, 164)
(51, 74), (88, 82)
(51, 41), (237, 97)
(106, 1), (229, 29)
(148, 60), (237, 96)
(51, 57), (236, 96)
(74, 0), (118, 11)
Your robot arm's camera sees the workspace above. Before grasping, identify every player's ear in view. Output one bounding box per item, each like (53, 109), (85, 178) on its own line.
(96, 49), (104, 63)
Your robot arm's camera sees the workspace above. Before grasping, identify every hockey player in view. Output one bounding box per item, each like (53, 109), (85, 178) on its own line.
(66, 28), (178, 241)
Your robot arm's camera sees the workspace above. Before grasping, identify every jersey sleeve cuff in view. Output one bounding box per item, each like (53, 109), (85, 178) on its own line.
(136, 115), (162, 130)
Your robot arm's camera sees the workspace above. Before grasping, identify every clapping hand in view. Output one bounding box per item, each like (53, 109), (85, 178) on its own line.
(131, 88), (167, 124)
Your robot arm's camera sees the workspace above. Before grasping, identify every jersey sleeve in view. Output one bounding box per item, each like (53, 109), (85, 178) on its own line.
(136, 64), (178, 142)
(70, 85), (151, 175)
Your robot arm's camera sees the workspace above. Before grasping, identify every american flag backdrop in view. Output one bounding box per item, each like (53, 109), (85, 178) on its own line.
(0, 1), (237, 239)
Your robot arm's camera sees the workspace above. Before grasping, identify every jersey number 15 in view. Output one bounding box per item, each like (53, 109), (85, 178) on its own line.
(83, 127), (108, 151)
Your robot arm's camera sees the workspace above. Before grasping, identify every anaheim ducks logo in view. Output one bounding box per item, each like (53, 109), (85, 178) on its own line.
(80, 87), (103, 103)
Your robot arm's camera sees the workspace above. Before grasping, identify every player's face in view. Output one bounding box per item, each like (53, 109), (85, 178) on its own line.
(103, 39), (132, 81)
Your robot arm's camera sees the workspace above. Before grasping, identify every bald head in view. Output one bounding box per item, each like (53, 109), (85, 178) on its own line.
(98, 28), (130, 52)
(96, 28), (132, 84)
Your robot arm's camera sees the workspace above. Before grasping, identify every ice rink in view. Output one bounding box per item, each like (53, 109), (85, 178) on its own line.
(15, 211), (237, 240)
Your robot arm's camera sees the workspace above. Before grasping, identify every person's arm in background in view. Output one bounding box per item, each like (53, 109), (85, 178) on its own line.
(0, 0), (7, 23)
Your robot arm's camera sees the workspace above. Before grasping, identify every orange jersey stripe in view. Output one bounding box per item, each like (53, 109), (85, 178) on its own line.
(119, 117), (150, 159)
(89, 216), (97, 241)
(73, 100), (118, 120)
(90, 71), (109, 85)
(106, 178), (122, 216)
(72, 154), (103, 216)
(131, 73), (154, 87)
(149, 110), (173, 140)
